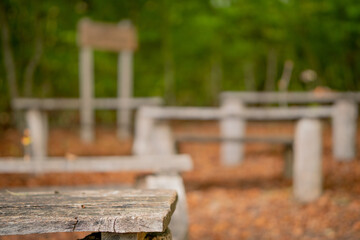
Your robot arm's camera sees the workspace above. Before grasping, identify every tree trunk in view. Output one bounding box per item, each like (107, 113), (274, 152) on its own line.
(265, 49), (277, 91)
(162, 0), (176, 105)
(0, 5), (18, 101)
(23, 28), (43, 97)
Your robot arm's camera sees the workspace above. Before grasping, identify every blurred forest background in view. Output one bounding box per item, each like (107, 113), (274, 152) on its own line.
(1, 0), (360, 126)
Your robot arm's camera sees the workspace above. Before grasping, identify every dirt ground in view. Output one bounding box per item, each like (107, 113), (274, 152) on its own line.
(0, 120), (360, 240)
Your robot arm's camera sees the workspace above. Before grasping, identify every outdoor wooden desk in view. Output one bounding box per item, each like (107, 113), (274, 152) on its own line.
(0, 189), (177, 240)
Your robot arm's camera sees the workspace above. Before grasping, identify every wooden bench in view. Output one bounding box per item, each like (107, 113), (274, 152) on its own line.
(220, 91), (359, 161)
(0, 154), (192, 240)
(132, 105), (320, 166)
(0, 189), (177, 240)
(133, 107), (324, 203)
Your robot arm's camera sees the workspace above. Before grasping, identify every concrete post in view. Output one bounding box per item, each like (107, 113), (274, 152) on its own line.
(80, 46), (94, 142)
(142, 174), (188, 240)
(132, 107), (156, 155)
(26, 109), (47, 172)
(117, 20), (134, 140)
(151, 121), (176, 155)
(294, 118), (322, 202)
(332, 99), (358, 161)
(117, 50), (133, 139)
(220, 98), (246, 166)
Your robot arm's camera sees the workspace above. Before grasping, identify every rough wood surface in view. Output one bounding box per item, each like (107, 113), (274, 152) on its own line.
(0, 154), (193, 173)
(0, 189), (177, 236)
(78, 18), (137, 51)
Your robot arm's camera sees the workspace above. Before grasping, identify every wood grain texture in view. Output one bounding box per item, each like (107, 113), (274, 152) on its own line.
(0, 189), (177, 236)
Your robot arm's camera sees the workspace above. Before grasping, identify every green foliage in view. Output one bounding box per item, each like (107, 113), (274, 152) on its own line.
(1, 0), (360, 115)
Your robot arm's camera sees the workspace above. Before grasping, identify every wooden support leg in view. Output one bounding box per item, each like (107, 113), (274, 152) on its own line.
(101, 232), (146, 240)
(139, 174), (187, 240)
(100, 229), (171, 240)
(220, 98), (246, 166)
(332, 99), (358, 161)
(294, 118), (322, 202)
(283, 144), (293, 179)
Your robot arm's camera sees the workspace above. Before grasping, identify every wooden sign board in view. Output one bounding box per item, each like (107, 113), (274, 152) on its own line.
(78, 18), (138, 51)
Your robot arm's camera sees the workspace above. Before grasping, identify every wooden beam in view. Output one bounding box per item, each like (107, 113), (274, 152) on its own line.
(221, 91), (360, 104)
(175, 136), (293, 145)
(139, 106), (332, 120)
(0, 154), (193, 173)
(12, 97), (162, 110)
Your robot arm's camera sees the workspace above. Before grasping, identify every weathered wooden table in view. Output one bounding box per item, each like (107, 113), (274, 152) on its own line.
(0, 189), (177, 240)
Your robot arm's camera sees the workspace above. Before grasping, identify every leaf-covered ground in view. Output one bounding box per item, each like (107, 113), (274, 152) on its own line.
(0, 121), (360, 239)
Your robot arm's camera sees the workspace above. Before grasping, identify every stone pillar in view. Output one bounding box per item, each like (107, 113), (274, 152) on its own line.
(151, 121), (176, 155)
(142, 174), (188, 240)
(26, 109), (48, 172)
(332, 99), (358, 161)
(117, 50), (133, 140)
(132, 107), (156, 155)
(117, 20), (134, 140)
(220, 97), (246, 166)
(79, 46), (94, 142)
(294, 118), (322, 202)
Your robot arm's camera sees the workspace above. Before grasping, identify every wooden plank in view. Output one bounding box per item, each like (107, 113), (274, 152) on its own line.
(0, 154), (193, 173)
(140, 106), (332, 120)
(12, 98), (162, 110)
(14, 99), (331, 120)
(0, 189), (177, 235)
(78, 18), (137, 51)
(141, 106), (221, 120)
(244, 106), (332, 120)
(221, 91), (360, 104)
(175, 136), (293, 145)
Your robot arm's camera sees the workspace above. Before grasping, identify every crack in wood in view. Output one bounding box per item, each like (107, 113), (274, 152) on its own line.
(113, 217), (117, 232)
(72, 217), (79, 232)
